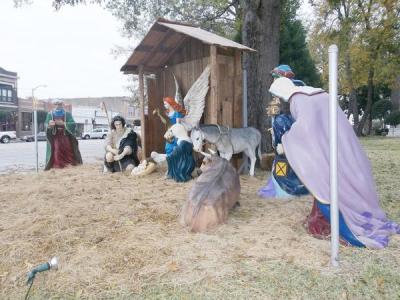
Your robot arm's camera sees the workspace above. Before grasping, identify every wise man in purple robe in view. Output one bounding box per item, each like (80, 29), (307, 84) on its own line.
(268, 77), (400, 249)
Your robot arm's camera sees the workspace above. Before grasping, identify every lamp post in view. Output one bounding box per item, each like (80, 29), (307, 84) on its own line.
(32, 85), (47, 173)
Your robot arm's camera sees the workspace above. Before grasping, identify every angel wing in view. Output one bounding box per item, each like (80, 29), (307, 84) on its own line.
(172, 72), (183, 106)
(181, 65), (211, 131)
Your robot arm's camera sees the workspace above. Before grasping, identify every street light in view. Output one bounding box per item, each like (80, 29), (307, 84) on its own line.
(32, 85), (47, 173)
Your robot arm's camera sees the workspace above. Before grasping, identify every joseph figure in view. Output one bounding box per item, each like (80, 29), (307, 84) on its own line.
(104, 115), (140, 173)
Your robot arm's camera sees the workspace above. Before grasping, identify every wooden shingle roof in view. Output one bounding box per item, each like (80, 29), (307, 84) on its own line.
(121, 18), (255, 74)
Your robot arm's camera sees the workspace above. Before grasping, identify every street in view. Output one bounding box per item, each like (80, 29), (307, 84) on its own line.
(0, 139), (105, 173)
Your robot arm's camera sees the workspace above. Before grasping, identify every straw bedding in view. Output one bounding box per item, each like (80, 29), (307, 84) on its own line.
(0, 158), (398, 298)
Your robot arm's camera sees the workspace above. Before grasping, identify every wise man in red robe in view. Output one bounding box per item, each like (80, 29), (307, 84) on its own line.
(44, 99), (82, 170)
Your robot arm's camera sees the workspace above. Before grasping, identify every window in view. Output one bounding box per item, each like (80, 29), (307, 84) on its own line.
(128, 107), (134, 118)
(0, 86), (13, 102)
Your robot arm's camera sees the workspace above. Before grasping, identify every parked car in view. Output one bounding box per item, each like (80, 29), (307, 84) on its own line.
(81, 128), (109, 140)
(0, 131), (17, 144)
(22, 131), (47, 142)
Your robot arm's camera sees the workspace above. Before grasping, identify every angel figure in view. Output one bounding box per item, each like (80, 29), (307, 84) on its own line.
(151, 65), (210, 182)
(162, 96), (186, 155)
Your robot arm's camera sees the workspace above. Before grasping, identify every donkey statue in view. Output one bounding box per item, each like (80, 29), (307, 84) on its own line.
(190, 125), (261, 176)
(181, 152), (240, 232)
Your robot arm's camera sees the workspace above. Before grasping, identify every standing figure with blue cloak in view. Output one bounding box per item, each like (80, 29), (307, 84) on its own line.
(151, 66), (211, 182)
(259, 65), (308, 198)
(44, 99), (82, 170)
(268, 77), (400, 248)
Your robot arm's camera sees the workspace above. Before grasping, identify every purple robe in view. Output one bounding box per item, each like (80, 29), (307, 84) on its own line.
(282, 92), (399, 249)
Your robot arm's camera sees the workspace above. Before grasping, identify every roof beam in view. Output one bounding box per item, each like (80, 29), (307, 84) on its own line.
(157, 34), (188, 66)
(135, 44), (175, 53)
(140, 28), (176, 66)
(152, 23), (169, 32)
(122, 65), (161, 75)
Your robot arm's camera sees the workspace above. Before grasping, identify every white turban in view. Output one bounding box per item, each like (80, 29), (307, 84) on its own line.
(51, 99), (63, 105)
(269, 77), (324, 102)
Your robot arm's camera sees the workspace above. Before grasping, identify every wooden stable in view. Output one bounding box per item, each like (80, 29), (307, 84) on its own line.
(121, 18), (255, 157)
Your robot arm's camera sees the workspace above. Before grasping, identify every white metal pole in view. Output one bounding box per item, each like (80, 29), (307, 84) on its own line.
(328, 44), (339, 267)
(32, 85), (46, 173)
(242, 68), (248, 127)
(242, 67), (249, 174)
(32, 89), (39, 173)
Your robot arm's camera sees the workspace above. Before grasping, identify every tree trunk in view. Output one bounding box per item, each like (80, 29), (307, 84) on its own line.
(357, 68), (374, 136)
(241, 0), (280, 152)
(367, 113), (372, 135)
(344, 51), (359, 132)
(391, 75), (400, 111)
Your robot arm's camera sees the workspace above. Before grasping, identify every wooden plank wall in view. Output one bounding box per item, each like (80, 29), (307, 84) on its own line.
(144, 75), (165, 157)
(164, 38), (210, 101)
(215, 50), (243, 128)
(143, 37), (244, 159)
(215, 49), (243, 169)
(152, 37), (243, 128)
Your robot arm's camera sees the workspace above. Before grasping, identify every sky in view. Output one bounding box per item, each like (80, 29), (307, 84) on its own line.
(0, 0), (135, 100)
(0, 0), (313, 100)
(298, 1), (314, 32)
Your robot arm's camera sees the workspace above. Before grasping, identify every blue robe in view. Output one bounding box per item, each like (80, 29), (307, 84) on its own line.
(259, 114), (308, 198)
(167, 140), (195, 182)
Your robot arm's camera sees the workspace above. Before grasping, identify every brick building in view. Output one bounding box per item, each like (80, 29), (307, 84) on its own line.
(0, 67), (18, 133)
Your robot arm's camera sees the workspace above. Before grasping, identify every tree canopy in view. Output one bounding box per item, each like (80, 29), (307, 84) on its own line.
(309, 0), (400, 134)
(385, 111), (400, 127)
(280, 0), (320, 86)
(371, 99), (392, 119)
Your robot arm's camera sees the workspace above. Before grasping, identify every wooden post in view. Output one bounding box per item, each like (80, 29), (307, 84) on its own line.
(233, 50), (244, 170)
(210, 45), (219, 124)
(233, 50), (243, 128)
(138, 65), (146, 158)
